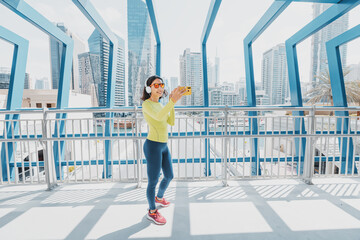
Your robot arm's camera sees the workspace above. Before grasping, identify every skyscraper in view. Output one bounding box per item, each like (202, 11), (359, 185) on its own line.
(261, 43), (289, 105)
(0, 67), (30, 89)
(49, 23), (85, 92)
(214, 55), (220, 86)
(35, 77), (50, 90)
(310, 4), (349, 87)
(346, 63), (360, 82)
(88, 29), (126, 107)
(235, 78), (246, 103)
(210, 88), (222, 106)
(207, 56), (220, 88)
(78, 52), (101, 106)
(170, 77), (178, 91)
(127, 0), (154, 106)
(179, 48), (203, 106)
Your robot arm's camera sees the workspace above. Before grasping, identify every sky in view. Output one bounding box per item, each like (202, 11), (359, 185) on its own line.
(0, 0), (360, 88)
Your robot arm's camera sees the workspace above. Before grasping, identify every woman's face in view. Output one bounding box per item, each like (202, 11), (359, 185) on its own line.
(150, 78), (164, 99)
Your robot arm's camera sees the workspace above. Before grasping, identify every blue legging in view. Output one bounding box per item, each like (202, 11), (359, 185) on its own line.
(143, 139), (174, 210)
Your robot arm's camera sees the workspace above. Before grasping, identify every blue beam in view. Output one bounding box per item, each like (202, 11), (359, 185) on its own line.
(0, 0), (74, 109)
(285, 0), (359, 174)
(326, 24), (360, 107)
(146, 0), (161, 75)
(201, 0), (222, 176)
(72, 0), (120, 179)
(0, 27), (28, 111)
(0, 0), (74, 181)
(72, 0), (118, 109)
(285, 0), (359, 107)
(0, 26), (29, 181)
(201, 0), (221, 107)
(201, 0), (222, 45)
(244, 0), (291, 175)
(326, 24), (360, 174)
(244, 1), (291, 106)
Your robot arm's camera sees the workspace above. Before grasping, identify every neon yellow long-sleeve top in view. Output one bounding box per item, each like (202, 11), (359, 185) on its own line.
(142, 99), (175, 143)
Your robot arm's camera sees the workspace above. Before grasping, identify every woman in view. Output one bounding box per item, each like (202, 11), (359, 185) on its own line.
(141, 75), (186, 225)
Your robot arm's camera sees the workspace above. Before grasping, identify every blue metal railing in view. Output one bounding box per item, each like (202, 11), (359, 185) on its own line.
(0, 105), (359, 189)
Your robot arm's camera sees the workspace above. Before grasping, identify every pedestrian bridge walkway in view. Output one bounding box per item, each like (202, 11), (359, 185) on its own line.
(1, 178), (360, 240)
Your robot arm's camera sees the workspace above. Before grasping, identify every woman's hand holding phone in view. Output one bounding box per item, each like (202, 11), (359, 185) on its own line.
(170, 86), (187, 103)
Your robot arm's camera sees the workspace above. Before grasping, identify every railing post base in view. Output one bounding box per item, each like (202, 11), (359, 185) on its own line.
(46, 183), (59, 191)
(222, 180), (229, 187)
(303, 106), (315, 184)
(302, 179), (313, 185)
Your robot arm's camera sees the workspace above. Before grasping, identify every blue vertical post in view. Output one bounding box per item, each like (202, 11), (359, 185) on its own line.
(285, 0), (360, 174)
(285, 40), (306, 174)
(156, 44), (161, 75)
(0, 26), (28, 181)
(53, 41), (73, 179)
(202, 43), (211, 176)
(146, 0), (161, 76)
(73, 0), (120, 178)
(1, 0), (74, 180)
(201, 0), (222, 177)
(104, 42), (116, 178)
(326, 24), (360, 174)
(244, 0), (291, 175)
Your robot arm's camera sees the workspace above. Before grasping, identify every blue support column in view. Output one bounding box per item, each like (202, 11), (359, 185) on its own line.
(53, 41), (73, 179)
(202, 43), (211, 176)
(285, 0), (360, 174)
(244, 0), (291, 175)
(285, 40), (306, 173)
(1, 0), (73, 180)
(0, 26), (28, 181)
(73, 0), (120, 178)
(326, 24), (360, 174)
(146, 0), (161, 75)
(201, 0), (222, 176)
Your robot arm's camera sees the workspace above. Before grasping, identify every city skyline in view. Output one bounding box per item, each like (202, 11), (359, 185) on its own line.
(180, 48), (203, 106)
(88, 29), (126, 107)
(127, 0), (155, 106)
(261, 43), (289, 105)
(0, 1), (359, 96)
(49, 22), (86, 92)
(310, 3), (349, 87)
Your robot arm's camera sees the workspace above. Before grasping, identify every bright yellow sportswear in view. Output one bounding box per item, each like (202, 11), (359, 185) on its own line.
(142, 99), (175, 143)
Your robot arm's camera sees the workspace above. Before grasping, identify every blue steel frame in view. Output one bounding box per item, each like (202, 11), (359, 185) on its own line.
(72, 0), (120, 178)
(0, 26), (29, 181)
(285, 0), (359, 174)
(326, 24), (360, 174)
(146, 0), (161, 75)
(201, 0), (222, 176)
(244, 0), (359, 176)
(1, 0), (359, 180)
(244, 0), (292, 175)
(0, 0), (73, 181)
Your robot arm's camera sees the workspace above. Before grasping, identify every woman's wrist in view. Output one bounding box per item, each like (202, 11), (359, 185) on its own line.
(170, 97), (177, 104)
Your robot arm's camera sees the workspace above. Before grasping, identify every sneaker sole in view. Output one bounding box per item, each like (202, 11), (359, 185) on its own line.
(155, 201), (170, 207)
(156, 202), (170, 207)
(147, 214), (166, 225)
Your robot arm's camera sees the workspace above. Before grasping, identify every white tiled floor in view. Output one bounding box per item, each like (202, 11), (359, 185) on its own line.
(189, 202), (272, 235)
(268, 200), (360, 231)
(0, 178), (359, 240)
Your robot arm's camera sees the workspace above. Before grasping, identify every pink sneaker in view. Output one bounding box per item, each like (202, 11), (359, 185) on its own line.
(155, 196), (171, 207)
(147, 209), (166, 225)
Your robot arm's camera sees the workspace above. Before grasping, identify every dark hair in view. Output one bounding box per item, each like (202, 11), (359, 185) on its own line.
(140, 75), (168, 101)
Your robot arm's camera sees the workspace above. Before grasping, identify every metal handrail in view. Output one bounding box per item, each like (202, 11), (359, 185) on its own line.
(0, 106), (359, 188)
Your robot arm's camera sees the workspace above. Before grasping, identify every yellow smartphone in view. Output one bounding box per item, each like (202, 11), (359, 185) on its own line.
(180, 86), (191, 95)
